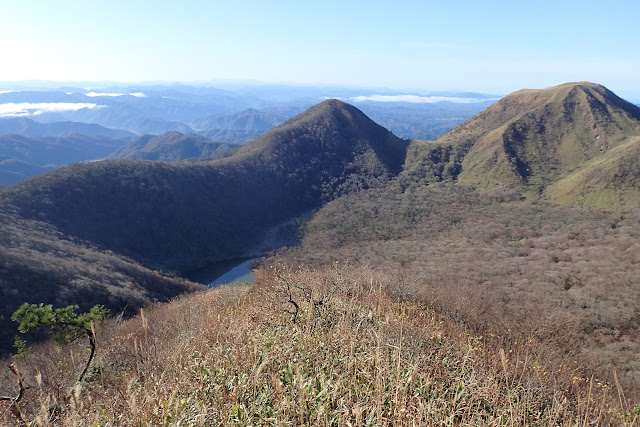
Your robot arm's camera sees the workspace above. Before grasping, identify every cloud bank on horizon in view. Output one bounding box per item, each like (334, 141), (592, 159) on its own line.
(0, 102), (104, 117)
(85, 92), (147, 98)
(348, 95), (498, 104)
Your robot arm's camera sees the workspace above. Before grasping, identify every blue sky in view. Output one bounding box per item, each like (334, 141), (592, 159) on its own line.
(1, 0), (639, 99)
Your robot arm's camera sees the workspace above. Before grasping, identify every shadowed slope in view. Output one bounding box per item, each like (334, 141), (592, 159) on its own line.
(0, 100), (407, 354)
(2, 100), (406, 271)
(236, 99), (407, 179)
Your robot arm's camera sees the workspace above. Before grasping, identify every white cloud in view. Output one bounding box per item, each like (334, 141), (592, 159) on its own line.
(349, 95), (496, 104)
(0, 102), (104, 117)
(85, 92), (124, 97)
(85, 91), (147, 97)
(0, 91), (15, 95)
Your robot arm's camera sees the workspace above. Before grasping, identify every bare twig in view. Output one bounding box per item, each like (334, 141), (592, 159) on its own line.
(78, 326), (97, 382)
(285, 282), (300, 323)
(1, 364), (26, 402)
(1, 364), (28, 424)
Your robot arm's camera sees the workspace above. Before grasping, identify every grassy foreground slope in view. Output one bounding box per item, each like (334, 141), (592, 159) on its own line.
(1, 266), (630, 425)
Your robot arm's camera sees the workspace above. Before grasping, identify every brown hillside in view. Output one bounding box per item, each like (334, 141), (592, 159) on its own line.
(1, 266), (626, 425)
(404, 82), (640, 206)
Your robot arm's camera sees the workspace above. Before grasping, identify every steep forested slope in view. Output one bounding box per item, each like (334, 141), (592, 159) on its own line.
(0, 99), (407, 355)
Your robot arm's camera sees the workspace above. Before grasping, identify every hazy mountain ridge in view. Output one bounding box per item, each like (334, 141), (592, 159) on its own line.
(192, 108), (281, 131)
(190, 108), (284, 143)
(355, 100), (494, 140)
(0, 159), (55, 184)
(0, 117), (138, 185)
(0, 117), (135, 138)
(0, 133), (132, 185)
(0, 83), (495, 142)
(0, 87), (262, 131)
(109, 131), (235, 161)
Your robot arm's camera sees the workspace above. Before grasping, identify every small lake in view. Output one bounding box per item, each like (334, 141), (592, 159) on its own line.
(188, 259), (257, 288)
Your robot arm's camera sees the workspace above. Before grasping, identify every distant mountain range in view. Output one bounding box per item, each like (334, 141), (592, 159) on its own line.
(0, 84), (494, 185)
(0, 117), (135, 138)
(192, 108), (285, 143)
(0, 159), (55, 185)
(354, 100), (495, 140)
(0, 118), (137, 185)
(0, 133), (132, 185)
(0, 83), (494, 141)
(110, 131), (236, 161)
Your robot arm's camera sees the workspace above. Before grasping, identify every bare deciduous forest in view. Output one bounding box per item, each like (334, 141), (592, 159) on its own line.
(275, 182), (640, 397)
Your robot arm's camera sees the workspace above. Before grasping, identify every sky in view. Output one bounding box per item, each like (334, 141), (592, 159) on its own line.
(1, 0), (639, 100)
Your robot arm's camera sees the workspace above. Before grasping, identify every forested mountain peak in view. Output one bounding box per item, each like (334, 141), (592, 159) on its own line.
(236, 99), (407, 175)
(0, 100), (408, 355)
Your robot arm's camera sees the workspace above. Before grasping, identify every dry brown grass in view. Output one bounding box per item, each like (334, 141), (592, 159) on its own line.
(281, 182), (640, 399)
(1, 264), (636, 425)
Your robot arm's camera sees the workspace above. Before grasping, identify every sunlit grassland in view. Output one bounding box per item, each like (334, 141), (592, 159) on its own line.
(2, 265), (636, 425)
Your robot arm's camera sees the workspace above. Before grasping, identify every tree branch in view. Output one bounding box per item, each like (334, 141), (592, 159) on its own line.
(78, 329), (97, 382)
(1, 364), (28, 424)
